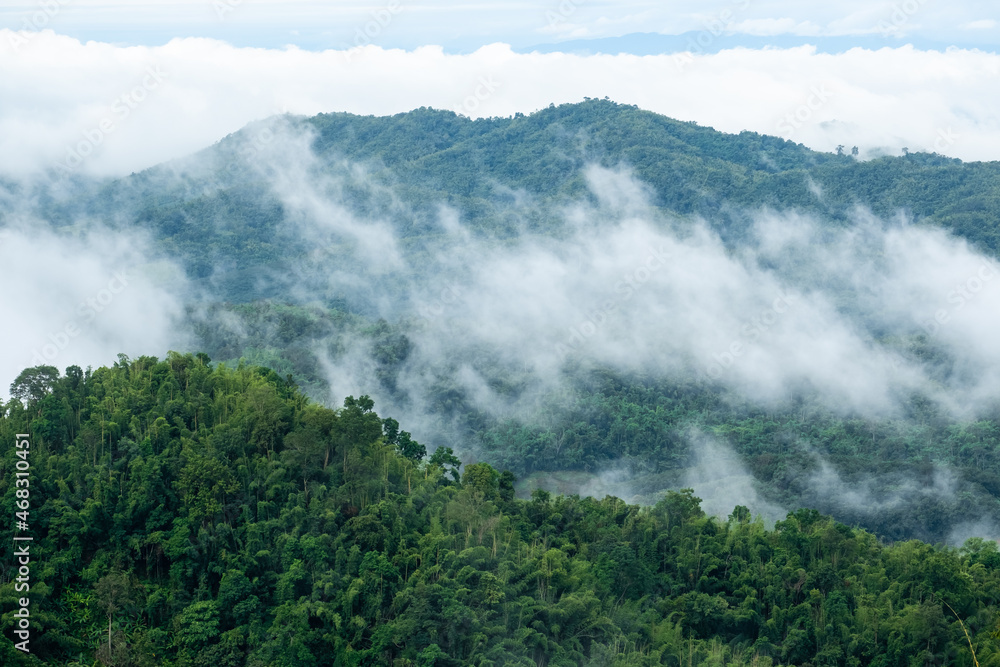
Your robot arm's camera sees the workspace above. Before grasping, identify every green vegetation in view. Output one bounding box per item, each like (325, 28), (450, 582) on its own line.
(190, 300), (1000, 545)
(60, 99), (1000, 303)
(2, 355), (1000, 665)
(174, 102), (996, 547)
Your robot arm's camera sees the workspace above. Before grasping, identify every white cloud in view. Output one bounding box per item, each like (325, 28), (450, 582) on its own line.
(305, 161), (1000, 427)
(726, 18), (822, 37)
(685, 435), (787, 522)
(0, 222), (191, 397)
(962, 19), (997, 30)
(2, 33), (1000, 178)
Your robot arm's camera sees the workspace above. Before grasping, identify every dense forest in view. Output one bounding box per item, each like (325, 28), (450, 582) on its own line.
(188, 298), (1000, 546)
(7, 99), (1000, 546)
(2, 355), (1000, 665)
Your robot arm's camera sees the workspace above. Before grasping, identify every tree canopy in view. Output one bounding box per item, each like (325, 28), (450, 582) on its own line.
(0, 354), (999, 665)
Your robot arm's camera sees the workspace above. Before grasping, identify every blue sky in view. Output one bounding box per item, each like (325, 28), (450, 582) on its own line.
(1, 0), (996, 52)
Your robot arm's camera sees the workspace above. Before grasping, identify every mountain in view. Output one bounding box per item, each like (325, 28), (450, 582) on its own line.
(9, 99), (1000, 546)
(73, 99), (1000, 298)
(1, 354), (999, 664)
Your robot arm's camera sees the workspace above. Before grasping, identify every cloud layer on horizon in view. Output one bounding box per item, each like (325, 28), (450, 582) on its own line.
(1, 32), (999, 179)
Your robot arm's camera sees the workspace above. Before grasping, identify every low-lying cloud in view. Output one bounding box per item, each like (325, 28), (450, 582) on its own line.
(684, 433), (787, 523)
(7, 106), (1000, 542)
(313, 164), (1000, 428)
(0, 217), (191, 398)
(275, 149), (1000, 541)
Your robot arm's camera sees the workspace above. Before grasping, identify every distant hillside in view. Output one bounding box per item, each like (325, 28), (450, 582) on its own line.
(59, 99), (1000, 304)
(2, 355), (1000, 665)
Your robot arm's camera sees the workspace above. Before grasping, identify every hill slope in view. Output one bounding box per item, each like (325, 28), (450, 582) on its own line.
(2, 356), (1000, 665)
(9, 100), (1000, 545)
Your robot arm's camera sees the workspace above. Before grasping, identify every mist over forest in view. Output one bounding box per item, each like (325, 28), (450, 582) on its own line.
(7, 101), (1000, 544)
(6, 100), (1000, 664)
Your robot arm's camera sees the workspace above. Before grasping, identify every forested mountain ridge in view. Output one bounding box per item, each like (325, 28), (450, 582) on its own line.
(8, 99), (1000, 548)
(37, 99), (1000, 295)
(299, 101), (1000, 254)
(2, 355), (1000, 666)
